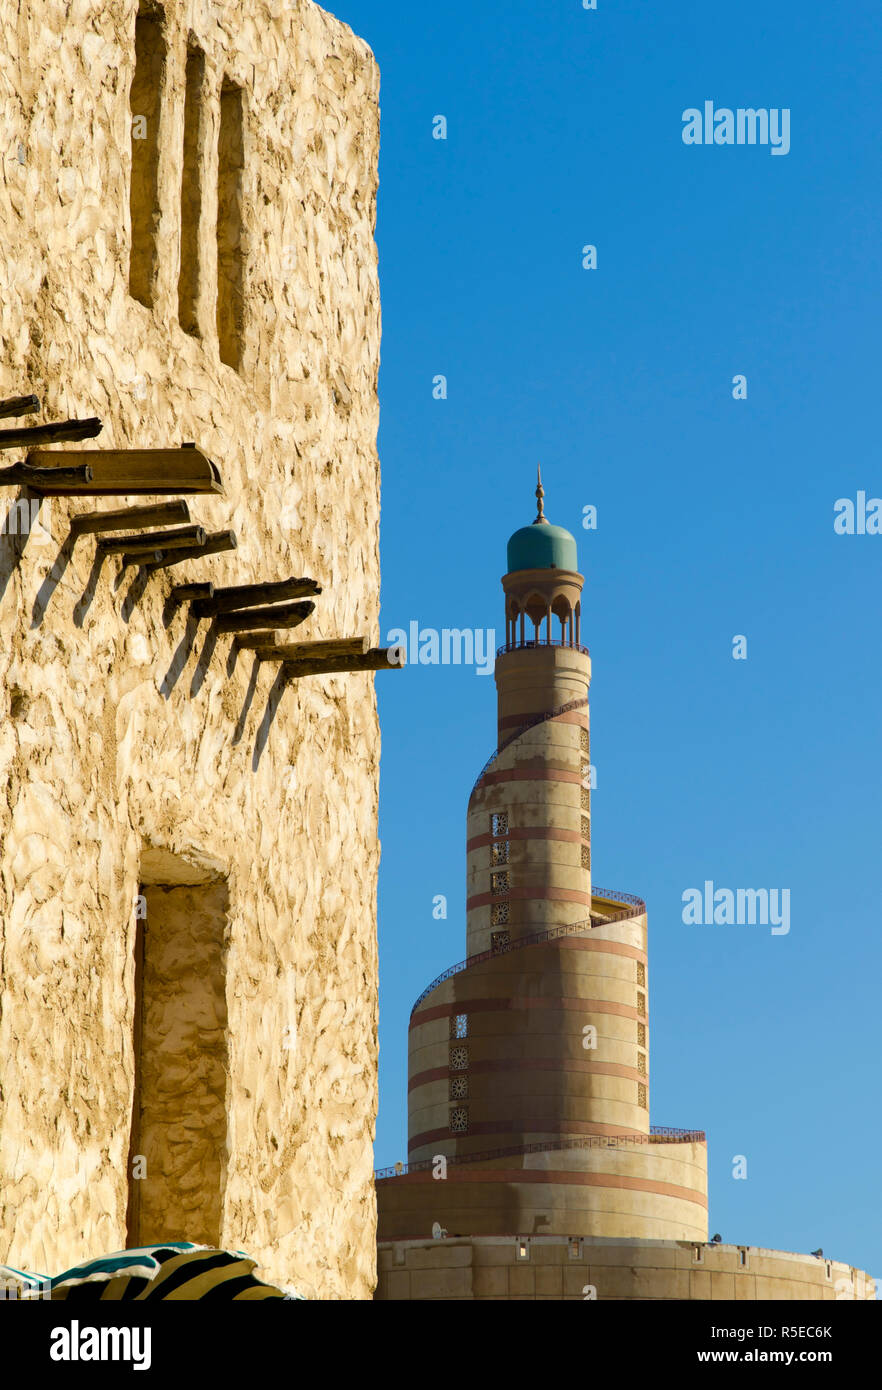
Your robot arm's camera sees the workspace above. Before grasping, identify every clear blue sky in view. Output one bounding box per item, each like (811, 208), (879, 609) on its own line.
(328, 0), (882, 1279)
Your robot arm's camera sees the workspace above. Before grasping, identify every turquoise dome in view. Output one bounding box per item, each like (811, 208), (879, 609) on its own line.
(507, 521), (578, 573)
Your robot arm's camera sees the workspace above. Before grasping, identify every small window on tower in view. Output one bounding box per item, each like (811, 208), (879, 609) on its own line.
(636, 962), (646, 987)
(449, 1107), (468, 1134)
(450, 1013), (468, 1039)
(449, 1046), (469, 1071)
(581, 845), (590, 870)
(490, 903), (510, 927)
(581, 816), (589, 839)
(491, 930), (510, 952)
(491, 840), (509, 866)
(490, 871), (510, 895)
(449, 1075), (468, 1100)
(637, 1022), (646, 1048)
(580, 728), (589, 753)
(637, 1052), (646, 1076)
(637, 1083), (647, 1108)
(491, 812), (508, 837)
(581, 787), (590, 812)
(637, 991), (646, 1015)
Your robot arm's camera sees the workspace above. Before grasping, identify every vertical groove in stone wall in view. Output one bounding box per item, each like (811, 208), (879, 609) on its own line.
(178, 44), (206, 337)
(128, 7), (166, 308)
(132, 882), (230, 1248)
(216, 79), (246, 370)
(125, 910), (146, 1245)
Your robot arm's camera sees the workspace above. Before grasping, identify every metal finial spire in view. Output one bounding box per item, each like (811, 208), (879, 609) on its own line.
(535, 464), (547, 523)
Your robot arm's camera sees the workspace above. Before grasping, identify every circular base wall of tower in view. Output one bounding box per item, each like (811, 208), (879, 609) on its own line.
(375, 1236), (875, 1301)
(377, 1137), (708, 1245)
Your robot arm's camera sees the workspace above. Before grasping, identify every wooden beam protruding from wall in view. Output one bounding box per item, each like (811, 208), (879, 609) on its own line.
(214, 601), (315, 633)
(71, 500), (191, 537)
(145, 530), (237, 570)
(22, 447), (223, 495)
(0, 395), (40, 420)
(0, 463), (93, 491)
(169, 582), (215, 604)
(248, 637), (370, 659)
(190, 576), (322, 617)
(0, 417), (102, 449)
(281, 648), (404, 679)
(98, 525), (206, 558)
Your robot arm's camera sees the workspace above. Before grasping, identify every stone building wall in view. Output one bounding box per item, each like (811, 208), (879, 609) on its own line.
(376, 1237), (877, 1302)
(0, 0), (381, 1299)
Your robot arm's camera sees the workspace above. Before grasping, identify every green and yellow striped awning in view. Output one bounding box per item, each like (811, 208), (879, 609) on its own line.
(0, 1263), (50, 1299)
(45, 1243), (304, 1301)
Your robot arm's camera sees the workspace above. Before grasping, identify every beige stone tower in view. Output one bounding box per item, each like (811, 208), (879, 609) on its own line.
(467, 468), (591, 962)
(381, 477), (708, 1244)
(375, 483), (875, 1301)
(0, 0), (382, 1299)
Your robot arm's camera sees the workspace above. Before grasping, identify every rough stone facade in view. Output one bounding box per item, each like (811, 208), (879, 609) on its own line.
(0, 0), (381, 1299)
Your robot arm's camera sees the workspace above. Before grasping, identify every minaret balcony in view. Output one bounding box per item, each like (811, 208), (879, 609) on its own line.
(496, 637), (591, 658)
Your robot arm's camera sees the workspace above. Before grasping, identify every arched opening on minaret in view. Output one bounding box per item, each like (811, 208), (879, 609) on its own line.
(504, 591), (578, 648)
(522, 591), (550, 644)
(551, 594), (572, 645)
(505, 599), (520, 647)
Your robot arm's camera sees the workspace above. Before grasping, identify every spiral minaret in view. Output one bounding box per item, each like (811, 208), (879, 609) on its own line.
(376, 477), (708, 1244)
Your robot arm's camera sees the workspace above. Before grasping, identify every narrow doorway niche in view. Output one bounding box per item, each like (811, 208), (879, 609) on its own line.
(216, 79), (246, 370)
(178, 43), (206, 336)
(128, 6), (166, 307)
(126, 871), (230, 1248)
